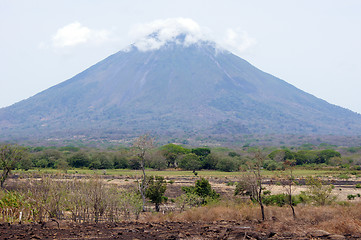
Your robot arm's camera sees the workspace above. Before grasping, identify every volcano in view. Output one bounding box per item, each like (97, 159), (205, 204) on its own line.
(1, 37), (360, 142)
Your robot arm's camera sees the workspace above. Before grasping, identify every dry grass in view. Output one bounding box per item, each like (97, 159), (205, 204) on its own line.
(143, 201), (361, 235)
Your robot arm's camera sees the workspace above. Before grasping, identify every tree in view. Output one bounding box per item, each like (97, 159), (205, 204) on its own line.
(316, 149), (341, 164)
(0, 144), (24, 188)
(202, 153), (219, 170)
(282, 159), (297, 219)
(306, 176), (336, 205)
(133, 134), (154, 211)
(178, 153), (202, 171)
(145, 176), (167, 212)
(161, 144), (190, 168)
(191, 148), (211, 160)
(268, 149), (294, 162)
(235, 150), (266, 221)
(67, 152), (90, 168)
(148, 151), (167, 170)
(215, 157), (238, 172)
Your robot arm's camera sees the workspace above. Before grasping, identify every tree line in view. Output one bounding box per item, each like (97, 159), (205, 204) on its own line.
(1, 142), (359, 175)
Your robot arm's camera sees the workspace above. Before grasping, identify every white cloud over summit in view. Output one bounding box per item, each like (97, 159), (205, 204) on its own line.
(129, 18), (256, 55)
(129, 18), (208, 51)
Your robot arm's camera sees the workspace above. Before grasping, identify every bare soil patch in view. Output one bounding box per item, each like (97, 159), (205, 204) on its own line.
(1, 220), (360, 240)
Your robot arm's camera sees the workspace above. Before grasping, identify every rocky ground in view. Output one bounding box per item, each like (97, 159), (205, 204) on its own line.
(1, 220), (359, 240)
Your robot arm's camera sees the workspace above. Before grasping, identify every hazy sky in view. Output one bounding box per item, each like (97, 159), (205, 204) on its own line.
(1, 0), (361, 113)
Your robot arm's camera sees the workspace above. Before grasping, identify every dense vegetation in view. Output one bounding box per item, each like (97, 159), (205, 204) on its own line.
(4, 143), (361, 173)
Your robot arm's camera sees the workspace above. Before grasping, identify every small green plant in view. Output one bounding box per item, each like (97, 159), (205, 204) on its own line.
(347, 194), (356, 200)
(226, 181), (235, 186)
(355, 184), (361, 188)
(263, 190), (271, 195)
(338, 174), (350, 179)
(168, 180), (174, 184)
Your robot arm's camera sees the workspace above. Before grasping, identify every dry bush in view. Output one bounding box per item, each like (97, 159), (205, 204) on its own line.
(297, 203), (361, 234)
(0, 176), (143, 223)
(143, 201), (361, 235)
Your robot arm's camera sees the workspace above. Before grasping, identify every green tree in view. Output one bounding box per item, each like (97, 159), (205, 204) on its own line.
(191, 148), (211, 160)
(215, 157), (238, 172)
(91, 152), (113, 169)
(67, 152), (90, 168)
(145, 176), (167, 212)
(306, 176), (336, 205)
(316, 149), (341, 164)
(179, 153), (202, 171)
(161, 144), (190, 168)
(202, 153), (219, 170)
(268, 149), (294, 162)
(294, 150), (318, 165)
(0, 145), (24, 188)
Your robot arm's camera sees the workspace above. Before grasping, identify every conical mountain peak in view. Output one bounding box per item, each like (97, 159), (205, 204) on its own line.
(1, 33), (361, 142)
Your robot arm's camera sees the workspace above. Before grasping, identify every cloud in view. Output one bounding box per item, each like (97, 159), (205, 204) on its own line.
(129, 18), (210, 51)
(128, 18), (255, 55)
(51, 22), (112, 48)
(220, 29), (256, 55)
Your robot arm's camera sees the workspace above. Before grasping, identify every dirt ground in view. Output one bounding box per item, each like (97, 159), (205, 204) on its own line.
(100, 174), (361, 202)
(1, 220), (360, 240)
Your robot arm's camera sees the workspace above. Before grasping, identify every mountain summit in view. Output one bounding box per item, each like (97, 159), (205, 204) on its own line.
(1, 37), (360, 142)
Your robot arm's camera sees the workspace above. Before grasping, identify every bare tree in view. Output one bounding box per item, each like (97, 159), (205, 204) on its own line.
(132, 134), (154, 211)
(282, 159), (297, 219)
(0, 144), (24, 188)
(236, 150), (266, 221)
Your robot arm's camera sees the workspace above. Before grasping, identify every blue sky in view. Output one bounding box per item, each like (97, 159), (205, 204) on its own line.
(1, 0), (361, 113)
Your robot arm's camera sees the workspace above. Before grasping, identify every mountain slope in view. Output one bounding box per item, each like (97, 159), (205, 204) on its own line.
(1, 40), (360, 141)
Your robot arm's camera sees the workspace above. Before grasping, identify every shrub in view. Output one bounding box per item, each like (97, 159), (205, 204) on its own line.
(306, 177), (336, 205)
(181, 178), (219, 205)
(263, 194), (287, 207)
(176, 193), (203, 211)
(226, 181), (235, 186)
(145, 176), (167, 212)
(347, 194), (356, 200)
(263, 193), (301, 207)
